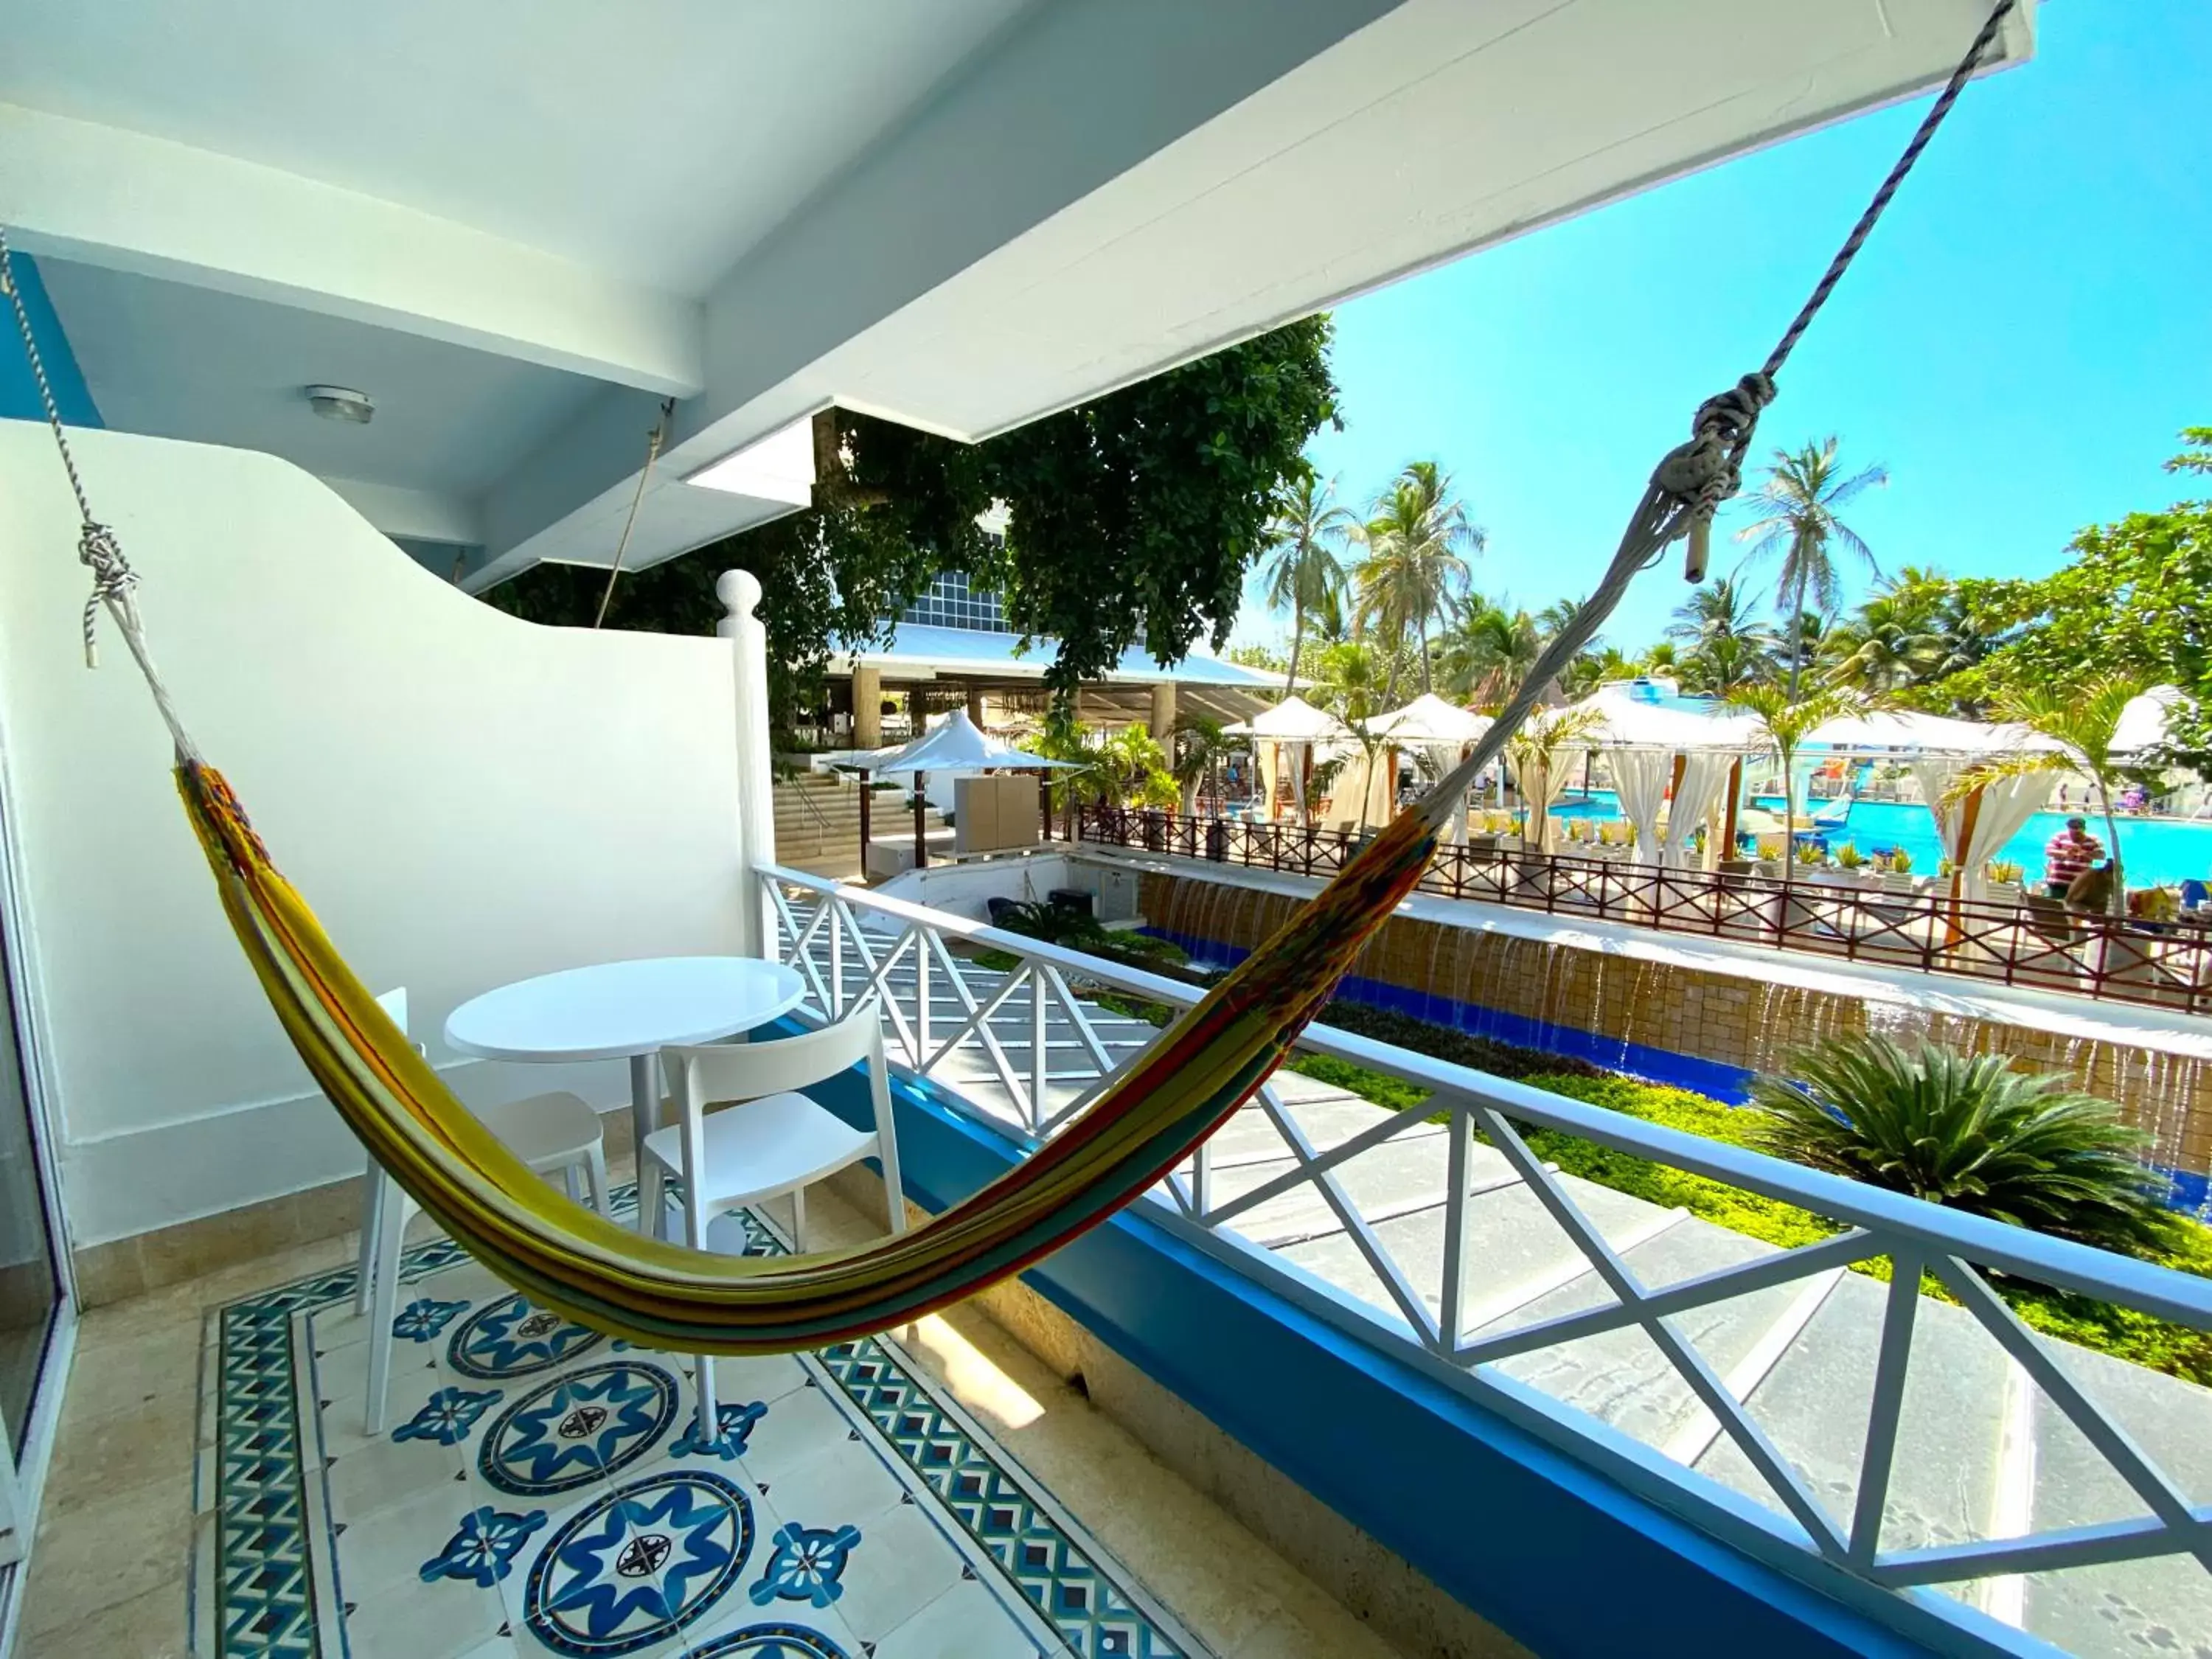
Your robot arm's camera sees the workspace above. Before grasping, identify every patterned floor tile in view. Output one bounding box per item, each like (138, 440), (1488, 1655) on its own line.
(196, 1195), (1202, 1658)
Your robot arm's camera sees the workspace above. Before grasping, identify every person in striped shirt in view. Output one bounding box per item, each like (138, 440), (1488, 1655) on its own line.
(2044, 817), (2104, 897)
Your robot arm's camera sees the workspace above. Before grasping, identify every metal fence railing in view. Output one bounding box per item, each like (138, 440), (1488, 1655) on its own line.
(1067, 804), (2212, 1017)
(759, 861), (2212, 1655)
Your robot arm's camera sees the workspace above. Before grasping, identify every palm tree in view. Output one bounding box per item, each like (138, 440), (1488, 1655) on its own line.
(1309, 639), (1397, 830)
(1260, 472), (1355, 695)
(1733, 437), (1887, 697)
(1537, 596), (1601, 650)
(1352, 460), (1483, 693)
(1681, 633), (1770, 699)
(1951, 674), (2149, 916)
(1666, 576), (1769, 650)
(1436, 601), (1540, 711)
(1169, 715), (1239, 813)
(1638, 640), (1682, 678)
(1824, 589), (1940, 695)
(1505, 706), (1604, 852)
(1729, 684), (1855, 900)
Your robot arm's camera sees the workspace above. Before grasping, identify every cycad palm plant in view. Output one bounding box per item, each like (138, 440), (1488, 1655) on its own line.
(1733, 438), (1887, 696)
(1260, 472), (1354, 695)
(1353, 460), (1482, 693)
(1747, 1035), (2171, 1255)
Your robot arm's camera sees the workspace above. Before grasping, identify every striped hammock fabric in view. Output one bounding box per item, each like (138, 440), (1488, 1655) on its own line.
(182, 759), (1444, 1354)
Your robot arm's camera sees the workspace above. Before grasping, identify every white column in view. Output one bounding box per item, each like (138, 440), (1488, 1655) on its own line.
(719, 570), (776, 959)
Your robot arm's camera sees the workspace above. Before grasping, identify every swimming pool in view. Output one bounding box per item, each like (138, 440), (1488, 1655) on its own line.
(1548, 790), (2212, 888)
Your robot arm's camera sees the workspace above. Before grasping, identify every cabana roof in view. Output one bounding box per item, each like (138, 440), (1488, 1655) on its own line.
(1224, 695), (1352, 743)
(1366, 693), (1492, 745)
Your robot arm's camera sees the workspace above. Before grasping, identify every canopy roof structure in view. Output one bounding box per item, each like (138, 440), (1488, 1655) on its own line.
(855, 709), (1073, 776)
(2113, 686), (2191, 757)
(1224, 695), (1351, 745)
(1799, 709), (2052, 758)
(1567, 682), (1765, 752)
(1366, 693), (1492, 745)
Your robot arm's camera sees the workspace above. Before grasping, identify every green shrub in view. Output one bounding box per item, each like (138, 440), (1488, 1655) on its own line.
(1745, 1035), (2173, 1256)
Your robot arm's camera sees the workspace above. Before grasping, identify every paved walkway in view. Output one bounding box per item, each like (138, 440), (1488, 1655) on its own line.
(796, 933), (2212, 1657)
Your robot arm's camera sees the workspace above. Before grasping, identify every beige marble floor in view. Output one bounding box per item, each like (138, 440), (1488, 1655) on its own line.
(16, 1176), (1405, 1659)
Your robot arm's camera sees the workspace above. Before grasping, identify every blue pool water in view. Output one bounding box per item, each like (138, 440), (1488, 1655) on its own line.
(1548, 790), (2212, 888)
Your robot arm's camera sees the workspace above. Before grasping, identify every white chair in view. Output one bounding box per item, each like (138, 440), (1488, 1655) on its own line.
(640, 998), (903, 1439)
(357, 988), (610, 1433)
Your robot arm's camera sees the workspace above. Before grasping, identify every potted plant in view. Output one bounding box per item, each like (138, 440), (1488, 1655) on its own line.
(1984, 858), (2025, 904)
(1833, 841), (1867, 886)
(1798, 840), (1848, 888)
(1880, 846), (1917, 895)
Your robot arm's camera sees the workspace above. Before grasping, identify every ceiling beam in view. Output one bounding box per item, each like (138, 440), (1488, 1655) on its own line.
(468, 0), (1404, 580)
(0, 101), (703, 397)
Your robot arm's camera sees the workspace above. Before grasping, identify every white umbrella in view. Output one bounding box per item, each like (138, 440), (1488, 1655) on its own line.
(844, 709), (1072, 871)
(865, 708), (1075, 776)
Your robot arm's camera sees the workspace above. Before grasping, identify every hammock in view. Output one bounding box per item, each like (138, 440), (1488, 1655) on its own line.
(0, 1), (2006, 1354)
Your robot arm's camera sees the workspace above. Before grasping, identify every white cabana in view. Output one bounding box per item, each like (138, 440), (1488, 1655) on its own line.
(1564, 684), (1762, 865)
(1366, 694), (1493, 843)
(2114, 685), (2190, 757)
(1224, 695), (1353, 824)
(1907, 760), (2054, 902)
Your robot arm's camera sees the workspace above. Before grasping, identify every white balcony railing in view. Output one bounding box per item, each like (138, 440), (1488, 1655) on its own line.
(758, 863), (2212, 1653)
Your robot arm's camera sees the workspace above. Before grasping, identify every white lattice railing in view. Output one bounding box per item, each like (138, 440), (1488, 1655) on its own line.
(758, 863), (2212, 1653)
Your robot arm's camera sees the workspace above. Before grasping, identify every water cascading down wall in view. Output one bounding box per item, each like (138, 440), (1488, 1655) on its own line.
(1134, 866), (2212, 1217)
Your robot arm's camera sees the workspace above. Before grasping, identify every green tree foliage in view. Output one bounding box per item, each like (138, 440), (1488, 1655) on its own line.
(488, 319), (1338, 724)
(1949, 431), (2212, 767)
(1747, 1035), (2173, 1256)
(1435, 598), (1540, 711)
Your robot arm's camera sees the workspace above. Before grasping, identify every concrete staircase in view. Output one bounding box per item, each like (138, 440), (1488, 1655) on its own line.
(772, 772), (947, 877)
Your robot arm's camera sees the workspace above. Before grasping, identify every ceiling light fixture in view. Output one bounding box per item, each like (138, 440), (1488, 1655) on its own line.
(305, 384), (375, 425)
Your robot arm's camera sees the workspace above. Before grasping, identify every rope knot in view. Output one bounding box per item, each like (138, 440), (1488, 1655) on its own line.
(1655, 372), (1775, 580)
(78, 521), (139, 668)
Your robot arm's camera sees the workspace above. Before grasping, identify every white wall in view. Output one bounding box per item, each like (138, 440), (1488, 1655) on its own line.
(0, 422), (748, 1245)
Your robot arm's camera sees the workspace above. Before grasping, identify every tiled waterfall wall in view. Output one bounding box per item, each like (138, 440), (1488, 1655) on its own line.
(1137, 870), (2212, 1211)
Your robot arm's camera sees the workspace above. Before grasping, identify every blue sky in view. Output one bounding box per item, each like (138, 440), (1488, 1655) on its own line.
(1233, 1), (2209, 657)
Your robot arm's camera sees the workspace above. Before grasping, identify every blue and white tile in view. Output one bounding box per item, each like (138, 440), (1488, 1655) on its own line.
(501, 1463), (760, 1658)
(807, 1495), (970, 1648)
(471, 1356), (684, 1501)
(200, 1203), (1206, 1659)
(873, 1578), (1064, 1659)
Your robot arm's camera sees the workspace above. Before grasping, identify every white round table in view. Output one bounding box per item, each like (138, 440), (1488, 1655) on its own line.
(445, 956), (807, 1228)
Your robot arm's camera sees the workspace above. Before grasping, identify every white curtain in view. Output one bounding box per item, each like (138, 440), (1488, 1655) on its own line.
(1660, 751), (1734, 869)
(1515, 748), (1574, 852)
(1610, 748), (1672, 866)
(1910, 761), (2053, 900)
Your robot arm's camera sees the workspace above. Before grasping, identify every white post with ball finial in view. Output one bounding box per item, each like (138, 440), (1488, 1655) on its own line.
(719, 570), (776, 959)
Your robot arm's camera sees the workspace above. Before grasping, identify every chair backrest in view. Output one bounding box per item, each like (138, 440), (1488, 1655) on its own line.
(661, 996), (883, 1107)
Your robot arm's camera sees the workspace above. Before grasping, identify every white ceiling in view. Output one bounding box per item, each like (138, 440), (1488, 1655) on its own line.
(0, 0), (1038, 292)
(40, 257), (602, 495)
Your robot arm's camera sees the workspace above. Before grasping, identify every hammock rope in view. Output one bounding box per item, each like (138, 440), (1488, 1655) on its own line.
(0, 0), (2008, 1352)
